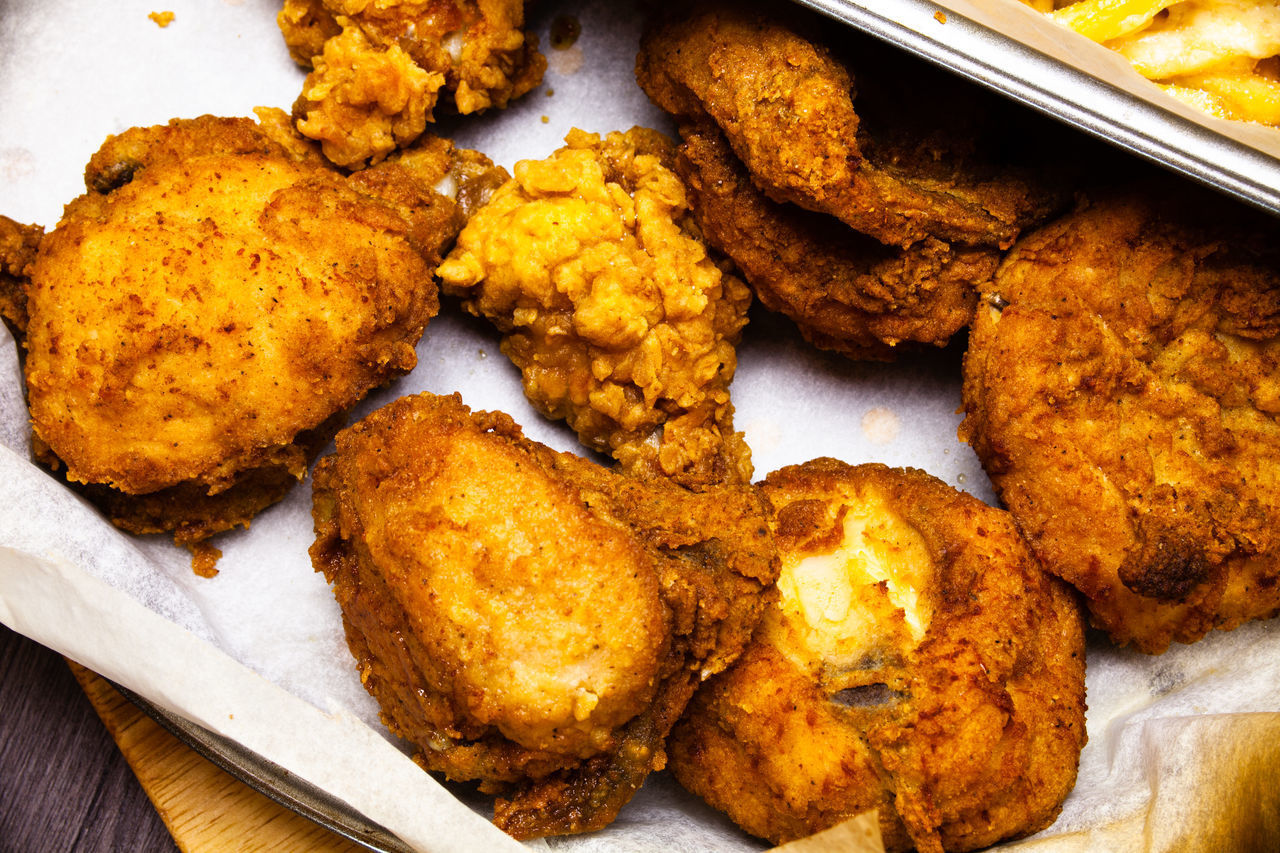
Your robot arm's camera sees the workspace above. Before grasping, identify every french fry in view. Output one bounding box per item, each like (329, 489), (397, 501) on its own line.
(1048, 0), (1167, 43)
(1169, 64), (1280, 124)
(1112, 1), (1280, 78)
(1023, 0), (1280, 126)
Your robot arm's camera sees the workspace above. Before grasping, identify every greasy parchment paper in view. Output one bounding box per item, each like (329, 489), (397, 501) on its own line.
(1, 1), (1278, 851)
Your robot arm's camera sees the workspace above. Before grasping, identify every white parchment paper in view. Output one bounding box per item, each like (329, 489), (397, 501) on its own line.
(1, 1), (1278, 851)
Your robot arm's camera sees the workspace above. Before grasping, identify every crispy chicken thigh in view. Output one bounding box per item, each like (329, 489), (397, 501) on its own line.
(635, 0), (1067, 358)
(674, 124), (997, 359)
(309, 392), (778, 837)
(636, 1), (1060, 251)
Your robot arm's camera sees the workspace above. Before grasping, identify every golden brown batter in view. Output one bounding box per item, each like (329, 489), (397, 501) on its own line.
(962, 188), (1280, 652)
(670, 459), (1087, 852)
(280, 0), (546, 167)
(310, 392), (778, 837)
(439, 127), (754, 488)
(17, 110), (488, 569)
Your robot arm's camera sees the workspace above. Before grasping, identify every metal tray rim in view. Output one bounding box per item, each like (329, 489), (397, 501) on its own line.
(114, 681), (413, 853)
(798, 0), (1280, 218)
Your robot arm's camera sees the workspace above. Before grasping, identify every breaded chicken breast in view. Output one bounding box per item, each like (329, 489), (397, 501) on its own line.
(669, 460), (1086, 852)
(280, 0), (546, 167)
(18, 110), (485, 571)
(962, 189), (1280, 652)
(636, 0), (1061, 251)
(309, 392), (778, 838)
(438, 127), (754, 488)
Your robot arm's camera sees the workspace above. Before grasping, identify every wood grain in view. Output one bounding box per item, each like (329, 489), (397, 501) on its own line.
(0, 623), (176, 853)
(68, 662), (366, 853)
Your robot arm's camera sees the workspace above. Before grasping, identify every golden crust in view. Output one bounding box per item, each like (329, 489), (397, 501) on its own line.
(961, 189), (1280, 653)
(438, 127), (754, 488)
(309, 392), (778, 838)
(24, 112), (465, 560)
(669, 459), (1087, 852)
(674, 122), (995, 359)
(635, 1), (1062, 250)
(0, 215), (42, 334)
(280, 0), (546, 167)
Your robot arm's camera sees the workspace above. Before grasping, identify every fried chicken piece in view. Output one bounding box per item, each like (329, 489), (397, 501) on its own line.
(961, 189), (1280, 653)
(636, 1), (1062, 250)
(438, 127), (754, 488)
(280, 0), (546, 167)
(309, 392), (778, 838)
(669, 459), (1087, 852)
(674, 122), (998, 359)
(19, 110), (479, 569)
(0, 216), (42, 334)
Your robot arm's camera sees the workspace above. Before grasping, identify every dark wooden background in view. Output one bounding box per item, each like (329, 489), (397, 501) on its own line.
(0, 623), (176, 852)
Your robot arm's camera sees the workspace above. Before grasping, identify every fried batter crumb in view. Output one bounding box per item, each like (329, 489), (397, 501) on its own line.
(550, 15), (582, 50)
(148, 11), (175, 28)
(190, 542), (221, 578)
(439, 127), (753, 488)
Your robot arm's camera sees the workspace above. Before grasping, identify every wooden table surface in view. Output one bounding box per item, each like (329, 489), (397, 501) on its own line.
(1, 623), (176, 852)
(0, 623), (365, 853)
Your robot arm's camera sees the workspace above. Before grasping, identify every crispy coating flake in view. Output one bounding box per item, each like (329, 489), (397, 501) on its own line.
(669, 460), (1087, 852)
(674, 122), (997, 359)
(635, 1), (1062, 250)
(309, 392), (778, 838)
(280, 0), (546, 167)
(961, 189), (1280, 652)
(438, 127), (754, 488)
(21, 111), (470, 565)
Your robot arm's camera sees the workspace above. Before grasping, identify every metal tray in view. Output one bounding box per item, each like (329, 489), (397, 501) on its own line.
(117, 684), (410, 853)
(799, 0), (1280, 217)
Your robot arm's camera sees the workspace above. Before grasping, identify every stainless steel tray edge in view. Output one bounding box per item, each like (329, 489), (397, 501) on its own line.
(798, 0), (1280, 218)
(113, 682), (412, 853)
